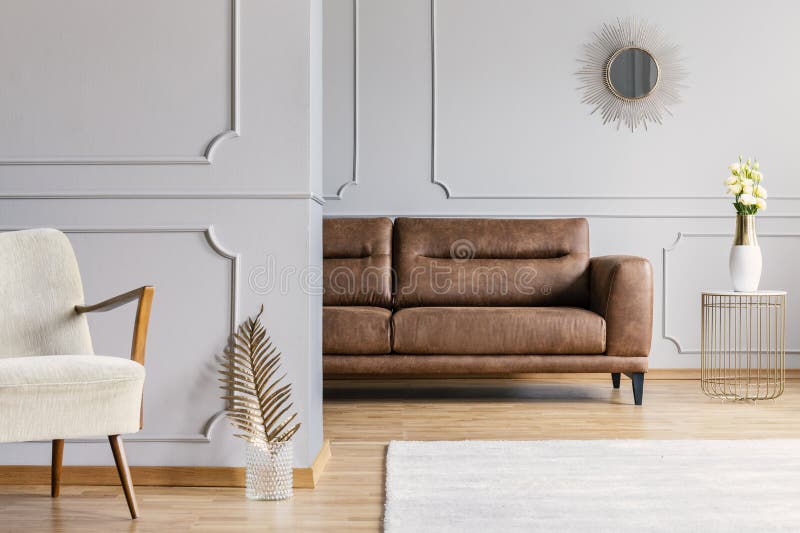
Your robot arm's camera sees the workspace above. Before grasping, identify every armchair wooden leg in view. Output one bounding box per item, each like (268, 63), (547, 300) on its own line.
(51, 439), (64, 497)
(611, 373), (621, 389)
(108, 435), (139, 519)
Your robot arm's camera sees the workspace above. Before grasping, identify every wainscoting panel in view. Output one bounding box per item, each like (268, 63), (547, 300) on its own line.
(0, 0), (324, 469)
(663, 233), (800, 354)
(321, 0), (800, 372)
(0, 225), (239, 444)
(431, 0), (800, 200)
(68, 229), (235, 443)
(0, 198), (322, 467)
(323, 0), (358, 199)
(0, 0), (234, 164)
(324, 0), (800, 208)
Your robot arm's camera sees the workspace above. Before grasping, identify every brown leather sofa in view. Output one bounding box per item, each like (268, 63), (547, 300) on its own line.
(322, 217), (653, 405)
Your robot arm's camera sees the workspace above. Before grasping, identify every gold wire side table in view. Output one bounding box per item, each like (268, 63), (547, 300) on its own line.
(701, 290), (786, 401)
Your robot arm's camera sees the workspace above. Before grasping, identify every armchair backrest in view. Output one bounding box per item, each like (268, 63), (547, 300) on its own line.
(0, 228), (94, 357)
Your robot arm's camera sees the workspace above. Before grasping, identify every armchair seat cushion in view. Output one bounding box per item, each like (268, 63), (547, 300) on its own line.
(0, 355), (145, 443)
(392, 307), (606, 355)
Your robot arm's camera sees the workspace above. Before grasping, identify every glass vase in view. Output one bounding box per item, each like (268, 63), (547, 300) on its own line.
(245, 441), (293, 500)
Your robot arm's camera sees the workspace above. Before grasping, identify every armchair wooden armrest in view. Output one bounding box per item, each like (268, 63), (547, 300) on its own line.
(75, 286), (155, 366)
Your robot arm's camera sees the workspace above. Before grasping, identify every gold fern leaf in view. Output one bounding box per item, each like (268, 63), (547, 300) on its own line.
(219, 305), (301, 444)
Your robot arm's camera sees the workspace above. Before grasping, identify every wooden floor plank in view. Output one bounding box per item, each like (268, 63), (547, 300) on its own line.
(2, 377), (800, 531)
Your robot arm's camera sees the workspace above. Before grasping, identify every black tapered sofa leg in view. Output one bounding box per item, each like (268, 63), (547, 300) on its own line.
(630, 372), (644, 405)
(611, 373), (621, 389)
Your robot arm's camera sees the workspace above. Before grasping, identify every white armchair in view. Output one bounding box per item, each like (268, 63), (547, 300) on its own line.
(0, 228), (154, 519)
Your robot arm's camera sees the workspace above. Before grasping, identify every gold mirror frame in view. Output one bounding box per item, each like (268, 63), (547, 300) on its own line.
(577, 18), (687, 131)
(604, 46), (661, 102)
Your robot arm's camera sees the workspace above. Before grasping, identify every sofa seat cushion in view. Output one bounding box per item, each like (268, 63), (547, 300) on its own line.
(392, 307), (606, 355)
(323, 306), (392, 355)
(0, 355), (145, 443)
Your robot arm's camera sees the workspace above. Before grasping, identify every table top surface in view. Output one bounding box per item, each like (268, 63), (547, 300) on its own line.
(702, 290), (787, 296)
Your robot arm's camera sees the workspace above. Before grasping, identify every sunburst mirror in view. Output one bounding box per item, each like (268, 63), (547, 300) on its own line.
(577, 18), (687, 131)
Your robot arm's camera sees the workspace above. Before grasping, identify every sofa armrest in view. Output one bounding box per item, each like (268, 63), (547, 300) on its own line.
(590, 256), (653, 357)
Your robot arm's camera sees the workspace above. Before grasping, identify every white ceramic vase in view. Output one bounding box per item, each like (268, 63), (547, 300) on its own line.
(729, 214), (761, 292)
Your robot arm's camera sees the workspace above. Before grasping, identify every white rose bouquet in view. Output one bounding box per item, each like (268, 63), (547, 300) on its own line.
(725, 156), (767, 214)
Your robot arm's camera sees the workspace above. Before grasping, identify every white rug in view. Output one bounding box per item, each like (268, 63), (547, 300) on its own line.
(384, 440), (800, 533)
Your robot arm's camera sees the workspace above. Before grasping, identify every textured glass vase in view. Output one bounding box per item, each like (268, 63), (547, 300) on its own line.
(245, 441), (293, 500)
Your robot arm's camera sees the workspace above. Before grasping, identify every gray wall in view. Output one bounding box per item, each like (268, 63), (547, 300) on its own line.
(323, 0), (800, 368)
(0, 0), (324, 468)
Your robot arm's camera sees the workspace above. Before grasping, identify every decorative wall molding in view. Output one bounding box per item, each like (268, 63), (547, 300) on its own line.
(321, 211), (800, 220)
(54, 225), (240, 341)
(661, 231), (686, 352)
(71, 410), (228, 444)
(324, 0), (360, 200)
(0, 225), (240, 443)
(662, 232), (800, 354)
(428, 0), (799, 201)
(429, 0), (450, 199)
(205, 225), (240, 333)
(0, 192), (325, 205)
(0, 0), (240, 166)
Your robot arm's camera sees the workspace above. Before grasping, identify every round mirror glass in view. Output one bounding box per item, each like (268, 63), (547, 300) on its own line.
(606, 47), (659, 99)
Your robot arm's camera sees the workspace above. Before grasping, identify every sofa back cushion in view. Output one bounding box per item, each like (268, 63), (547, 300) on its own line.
(393, 217), (590, 308)
(323, 218), (393, 308)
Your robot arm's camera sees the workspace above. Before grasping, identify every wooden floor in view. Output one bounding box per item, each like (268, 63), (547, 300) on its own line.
(3, 376), (800, 532)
